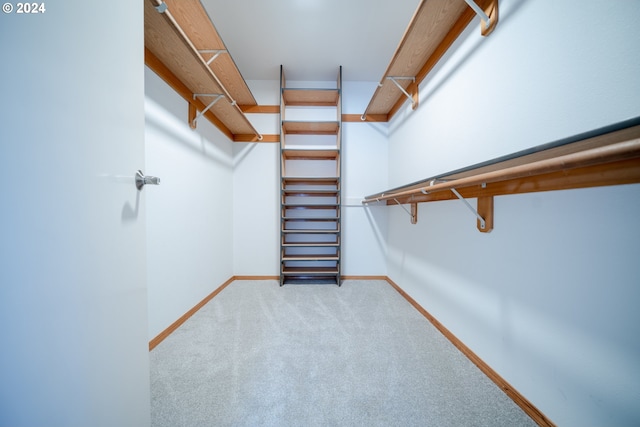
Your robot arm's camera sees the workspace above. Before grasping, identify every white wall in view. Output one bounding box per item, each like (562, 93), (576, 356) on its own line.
(342, 82), (389, 276)
(145, 68), (235, 340)
(0, 2), (150, 426)
(385, 1), (640, 426)
(233, 80), (281, 276)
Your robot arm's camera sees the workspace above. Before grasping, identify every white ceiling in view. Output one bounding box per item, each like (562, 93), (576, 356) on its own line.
(200, 0), (421, 82)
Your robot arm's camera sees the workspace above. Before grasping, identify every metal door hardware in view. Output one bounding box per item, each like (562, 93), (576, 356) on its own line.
(135, 170), (161, 190)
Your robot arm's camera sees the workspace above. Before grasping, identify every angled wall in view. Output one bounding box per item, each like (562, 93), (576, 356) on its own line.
(233, 80), (281, 276)
(145, 68), (235, 340)
(341, 82), (389, 276)
(384, 1), (640, 425)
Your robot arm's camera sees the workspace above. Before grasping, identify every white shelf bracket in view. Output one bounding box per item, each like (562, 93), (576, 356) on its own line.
(361, 77), (414, 121)
(393, 198), (418, 224)
(450, 188), (486, 230)
(463, 0), (499, 36)
(386, 76), (417, 109)
(464, 0), (491, 27)
(199, 49), (228, 66)
(191, 93), (223, 128)
(155, 1), (167, 13)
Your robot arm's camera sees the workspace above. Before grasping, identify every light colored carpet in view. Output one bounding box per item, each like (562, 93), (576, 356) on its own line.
(150, 280), (536, 426)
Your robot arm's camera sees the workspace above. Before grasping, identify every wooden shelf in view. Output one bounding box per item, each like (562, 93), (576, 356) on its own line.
(282, 189), (339, 198)
(282, 267), (340, 275)
(283, 204), (340, 208)
(282, 89), (340, 107)
(283, 217), (340, 222)
(144, 0), (262, 141)
(283, 186), (339, 190)
(282, 241), (340, 247)
(362, 0), (498, 121)
(284, 201), (339, 206)
(282, 177), (340, 185)
(282, 121), (340, 135)
(363, 118), (640, 232)
(281, 277), (341, 286)
(282, 254), (340, 261)
(282, 149), (339, 160)
(282, 229), (339, 234)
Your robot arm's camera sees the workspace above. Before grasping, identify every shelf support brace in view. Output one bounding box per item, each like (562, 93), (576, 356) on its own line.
(155, 1), (167, 13)
(450, 188), (490, 232)
(387, 77), (418, 110)
(451, 187), (484, 228)
(361, 77), (416, 120)
(463, 0), (491, 27)
(411, 203), (418, 225)
(392, 198), (418, 224)
(190, 93), (223, 129)
(463, 0), (499, 36)
(199, 49), (228, 66)
(477, 195), (494, 233)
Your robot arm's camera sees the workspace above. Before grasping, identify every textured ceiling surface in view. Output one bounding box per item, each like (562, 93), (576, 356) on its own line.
(200, 0), (420, 82)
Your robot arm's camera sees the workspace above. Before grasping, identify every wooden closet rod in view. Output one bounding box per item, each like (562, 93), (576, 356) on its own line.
(363, 138), (640, 204)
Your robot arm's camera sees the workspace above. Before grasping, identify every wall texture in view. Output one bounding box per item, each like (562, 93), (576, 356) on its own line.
(385, 0), (640, 425)
(341, 82), (389, 276)
(145, 68), (235, 340)
(233, 80), (281, 276)
(1, 2), (149, 426)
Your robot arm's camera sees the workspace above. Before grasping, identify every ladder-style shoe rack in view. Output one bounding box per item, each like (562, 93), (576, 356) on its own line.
(279, 66), (343, 286)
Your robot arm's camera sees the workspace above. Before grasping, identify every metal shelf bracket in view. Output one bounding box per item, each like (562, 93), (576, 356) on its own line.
(155, 1), (167, 13)
(450, 188), (486, 230)
(190, 93), (223, 129)
(463, 0), (499, 36)
(392, 198), (418, 224)
(360, 77), (418, 121)
(372, 181), (493, 230)
(387, 76), (418, 110)
(199, 49), (228, 66)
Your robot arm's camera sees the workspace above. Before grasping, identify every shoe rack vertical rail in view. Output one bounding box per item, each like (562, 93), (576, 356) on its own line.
(280, 66), (342, 286)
